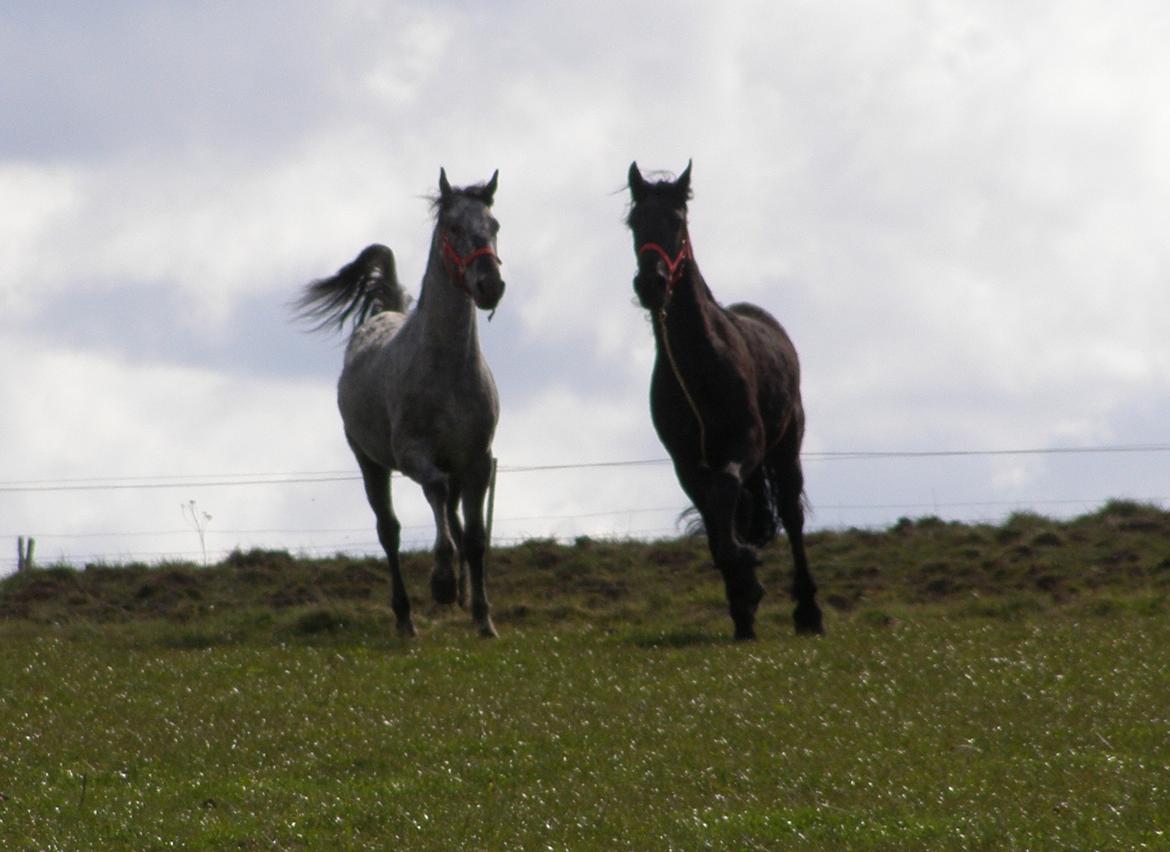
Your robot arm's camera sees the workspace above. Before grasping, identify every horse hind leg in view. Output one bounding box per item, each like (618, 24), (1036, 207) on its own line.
(771, 453), (823, 636)
(352, 446), (415, 637)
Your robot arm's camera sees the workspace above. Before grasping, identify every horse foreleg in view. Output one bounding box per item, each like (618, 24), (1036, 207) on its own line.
(681, 462), (764, 640)
(419, 474), (459, 606)
(446, 488), (470, 610)
(352, 447), (415, 637)
(460, 453), (497, 638)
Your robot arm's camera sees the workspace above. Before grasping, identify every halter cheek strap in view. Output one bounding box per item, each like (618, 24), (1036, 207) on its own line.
(441, 233), (501, 289)
(637, 238), (692, 290)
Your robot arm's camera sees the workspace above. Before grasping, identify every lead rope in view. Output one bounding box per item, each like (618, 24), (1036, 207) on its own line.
(657, 306), (709, 469)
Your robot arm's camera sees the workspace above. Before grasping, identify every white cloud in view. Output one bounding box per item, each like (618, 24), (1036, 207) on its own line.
(5, 1), (1170, 571)
(0, 163), (85, 314)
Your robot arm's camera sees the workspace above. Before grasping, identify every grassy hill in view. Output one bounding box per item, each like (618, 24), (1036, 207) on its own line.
(3, 501), (1169, 848)
(3, 499), (1168, 638)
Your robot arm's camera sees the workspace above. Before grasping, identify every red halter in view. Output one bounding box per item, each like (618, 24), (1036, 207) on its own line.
(637, 237), (692, 289)
(441, 232), (501, 288)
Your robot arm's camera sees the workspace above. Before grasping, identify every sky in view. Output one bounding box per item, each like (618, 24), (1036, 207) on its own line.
(3, 1), (1170, 572)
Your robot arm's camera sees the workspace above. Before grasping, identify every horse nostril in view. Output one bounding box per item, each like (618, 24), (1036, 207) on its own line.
(474, 277), (505, 312)
(639, 270), (666, 289)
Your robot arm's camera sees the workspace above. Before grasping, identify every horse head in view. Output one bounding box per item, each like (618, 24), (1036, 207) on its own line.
(436, 168), (506, 313)
(626, 160), (693, 312)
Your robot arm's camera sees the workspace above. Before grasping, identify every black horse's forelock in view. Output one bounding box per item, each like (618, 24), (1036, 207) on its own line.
(624, 176), (692, 228)
(638, 171), (694, 198)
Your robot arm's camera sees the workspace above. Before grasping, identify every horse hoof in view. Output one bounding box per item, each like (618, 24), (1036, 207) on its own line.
(794, 604), (824, 636)
(478, 620), (498, 639)
(430, 573), (458, 605)
(396, 619), (418, 638)
(731, 610), (757, 640)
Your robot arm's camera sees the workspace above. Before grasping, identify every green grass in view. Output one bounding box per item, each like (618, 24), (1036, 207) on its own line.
(2, 501), (1170, 848)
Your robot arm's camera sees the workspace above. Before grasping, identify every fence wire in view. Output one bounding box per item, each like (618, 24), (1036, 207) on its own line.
(3, 444), (1169, 569)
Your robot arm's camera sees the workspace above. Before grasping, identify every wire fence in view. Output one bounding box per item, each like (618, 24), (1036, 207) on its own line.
(4, 443), (1170, 494)
(3, 443), (1169, 571)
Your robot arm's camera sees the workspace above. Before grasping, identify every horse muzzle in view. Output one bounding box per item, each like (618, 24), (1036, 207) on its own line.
(472, 272), (506, 313)
(633, 270), (668, 311)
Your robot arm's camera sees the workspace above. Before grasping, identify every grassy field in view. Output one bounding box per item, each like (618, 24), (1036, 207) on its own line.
(2, 501), (1169, 848)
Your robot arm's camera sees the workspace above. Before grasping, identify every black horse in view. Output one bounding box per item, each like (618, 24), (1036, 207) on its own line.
(626, 161), (823, 639)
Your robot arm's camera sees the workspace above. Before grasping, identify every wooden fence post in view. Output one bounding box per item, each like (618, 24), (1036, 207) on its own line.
(17, 536), (35, 572)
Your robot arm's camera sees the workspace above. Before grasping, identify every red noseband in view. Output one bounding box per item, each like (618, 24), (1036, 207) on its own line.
(638, 238), (692, 289)
(441, 232), (501, 285)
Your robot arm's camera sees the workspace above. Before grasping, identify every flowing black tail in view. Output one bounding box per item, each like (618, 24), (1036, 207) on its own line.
(294, 244), (409, 333)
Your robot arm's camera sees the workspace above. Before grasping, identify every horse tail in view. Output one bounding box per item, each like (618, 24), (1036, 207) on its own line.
(295, 244), (409, 333)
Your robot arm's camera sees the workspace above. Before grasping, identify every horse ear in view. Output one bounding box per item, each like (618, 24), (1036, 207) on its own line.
(482, 169), (498, 205)
(439, 167), (452, 202)
(676, 160), (693, 199)
(628, 161), (648, 203)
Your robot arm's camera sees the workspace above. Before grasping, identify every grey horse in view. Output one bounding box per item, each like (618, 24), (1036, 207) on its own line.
(298, 169), (505, 637)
